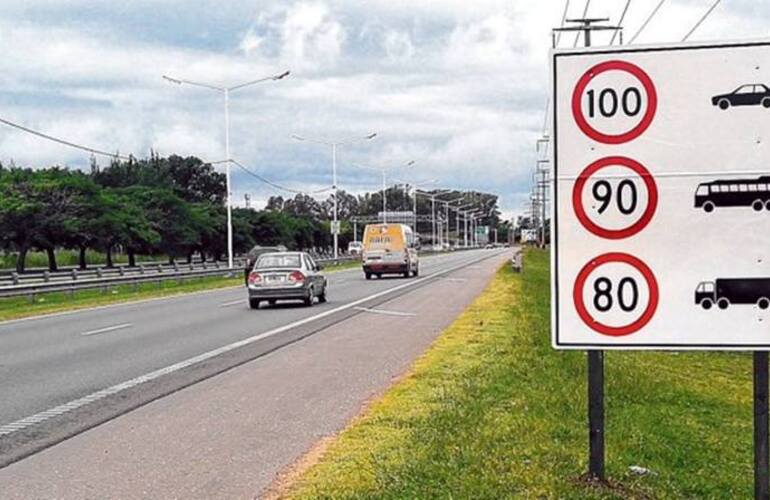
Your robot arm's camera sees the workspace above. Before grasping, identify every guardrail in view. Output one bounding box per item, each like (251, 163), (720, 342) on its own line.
(0, 255), (357, 301)
(511, 247), (523, 273)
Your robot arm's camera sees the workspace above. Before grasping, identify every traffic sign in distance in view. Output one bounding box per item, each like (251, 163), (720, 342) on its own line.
(552, 40), (770, 350)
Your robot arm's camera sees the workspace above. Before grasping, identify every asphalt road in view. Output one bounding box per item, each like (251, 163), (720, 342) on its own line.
(0, 247), (510, 499)
(0, 248), (507, 468)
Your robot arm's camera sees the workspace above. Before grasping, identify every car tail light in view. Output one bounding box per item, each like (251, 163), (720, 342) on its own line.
(289, 271), (305, 283)
(248, 272), (262, 285)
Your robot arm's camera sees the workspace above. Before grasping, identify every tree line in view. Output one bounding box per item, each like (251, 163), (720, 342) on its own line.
(0, 155), (505, 272)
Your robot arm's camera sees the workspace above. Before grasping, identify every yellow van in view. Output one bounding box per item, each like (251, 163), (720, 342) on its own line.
(361, 223), (419, 279)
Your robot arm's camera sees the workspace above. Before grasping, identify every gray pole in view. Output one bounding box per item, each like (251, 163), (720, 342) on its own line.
(755, 352), (769, 500)
(431, 196), (436, 247)
(332, 143), (338, 259)
(224, 89), (233, 269)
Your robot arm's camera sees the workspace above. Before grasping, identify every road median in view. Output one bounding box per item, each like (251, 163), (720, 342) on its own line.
(276, 249), (754, 498)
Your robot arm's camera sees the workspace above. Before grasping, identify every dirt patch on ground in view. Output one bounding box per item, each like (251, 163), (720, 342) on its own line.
(260, 435), (336, 500)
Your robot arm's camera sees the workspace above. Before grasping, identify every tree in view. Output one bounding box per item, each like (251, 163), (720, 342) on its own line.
(115, 186), (200, 264)
(0, 168), (44, 272)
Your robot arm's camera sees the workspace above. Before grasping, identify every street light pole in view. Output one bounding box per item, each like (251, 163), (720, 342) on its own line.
(332, 143), (338, 257)
(224, 88), (232, 268)
(292, 133), (377, 259)
(163, 70), (290, 269)
(382, 170), (387, 223)
(351, 160), (415, 225)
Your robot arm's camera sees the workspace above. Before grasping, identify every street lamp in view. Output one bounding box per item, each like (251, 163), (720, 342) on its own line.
(416, 189), (450, 248)
(162, 70), (290, 269)
(435, 196), (464, 247)
(350, 160), (415, 223)
(393, 178), (437, 232)
(292, 133), (378, 259)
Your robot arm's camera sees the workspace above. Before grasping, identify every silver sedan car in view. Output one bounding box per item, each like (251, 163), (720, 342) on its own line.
(246, 252), (327, 309)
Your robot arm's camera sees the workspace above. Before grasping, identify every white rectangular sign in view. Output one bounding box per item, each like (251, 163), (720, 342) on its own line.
(552, 40), (770, 350)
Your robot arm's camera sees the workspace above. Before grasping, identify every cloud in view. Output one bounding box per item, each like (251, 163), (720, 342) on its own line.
(0, 0), (767, 217)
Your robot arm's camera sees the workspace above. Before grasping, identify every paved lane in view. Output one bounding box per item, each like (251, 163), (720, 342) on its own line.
(0, 249), (510, 499)
(0, 249), (503, 466)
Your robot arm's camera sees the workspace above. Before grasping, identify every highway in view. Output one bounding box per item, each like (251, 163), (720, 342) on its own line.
(0, 248), (507, 471)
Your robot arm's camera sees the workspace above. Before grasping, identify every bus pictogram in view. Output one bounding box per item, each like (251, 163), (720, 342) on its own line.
(694, 176), (770, 212)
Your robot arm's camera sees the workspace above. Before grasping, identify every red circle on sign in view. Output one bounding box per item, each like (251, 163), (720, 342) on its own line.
(573, 253), (659, 337)
(572, 156), (658, 240)
(571, 60), (657, 144)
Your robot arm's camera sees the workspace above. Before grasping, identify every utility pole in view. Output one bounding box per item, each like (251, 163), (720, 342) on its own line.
(162, 70), (290, 269)
(244, 193), (251, 209)
(552, 17), (621, 483)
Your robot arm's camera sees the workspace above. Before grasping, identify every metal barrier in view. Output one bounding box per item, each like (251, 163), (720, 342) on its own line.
(511, 248), (523, 273)
(0, 255), (356, 300)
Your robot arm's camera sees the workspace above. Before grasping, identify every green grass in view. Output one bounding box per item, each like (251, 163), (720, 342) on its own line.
(282, 249), (754, 499)
(0, 258), (362, 322)
(0, 275), (242, 322)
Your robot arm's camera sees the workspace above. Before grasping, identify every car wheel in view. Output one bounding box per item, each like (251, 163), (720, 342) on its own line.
(763, 98), (770, 108)
(365, 272), (372, 280)
(703, 201), (715, 213)
(759, 298), (770, 310)
(268, 299), (277, 306)
(403, 270), (410, 278)
(718, 99), (730, 110)
(318, 285), (328, 303)
(717, 298), (730, 310)
(765, 200), (770, 211)
(754, 200), (764, 211)
(249, 298), (261, 310)
(414, 266), (419, 277)
(304, 288), (314, 307)
(700, 299), (713, 310)
(376, 273), (382, 279)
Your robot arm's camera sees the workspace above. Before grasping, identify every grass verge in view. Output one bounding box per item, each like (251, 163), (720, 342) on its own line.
(0, 259), (362, 322)
(280, 249), (753, 499)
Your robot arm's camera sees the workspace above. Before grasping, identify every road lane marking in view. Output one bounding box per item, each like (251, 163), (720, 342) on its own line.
(438, 277), (468, 283)
(80, 323), (133, 337)
(353, 306), (416, 317)
(220, 299), (246, 308)
(0, 251), (505, 438)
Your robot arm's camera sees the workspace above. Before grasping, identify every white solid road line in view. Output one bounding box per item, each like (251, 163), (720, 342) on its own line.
(80, 323), (133, 337)
(353, 306), (416, 317)
(0, 251), (500, 438)
(438, 277), (468, 283)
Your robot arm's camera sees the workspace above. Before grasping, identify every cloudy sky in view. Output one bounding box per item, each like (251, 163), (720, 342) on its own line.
(0, 0), (766, 217)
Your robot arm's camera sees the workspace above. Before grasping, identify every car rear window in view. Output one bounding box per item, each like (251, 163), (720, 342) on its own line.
(256, 255), (301, 269)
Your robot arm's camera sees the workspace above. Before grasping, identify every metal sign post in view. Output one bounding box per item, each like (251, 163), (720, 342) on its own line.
(756, 352), (769, 499)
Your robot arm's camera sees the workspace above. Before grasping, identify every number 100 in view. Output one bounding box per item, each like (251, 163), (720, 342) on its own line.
(587, 87), (642, 118)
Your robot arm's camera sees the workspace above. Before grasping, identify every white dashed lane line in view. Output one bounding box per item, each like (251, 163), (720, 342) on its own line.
(80, 323), (133, 337)
(220, 299), (246, 308)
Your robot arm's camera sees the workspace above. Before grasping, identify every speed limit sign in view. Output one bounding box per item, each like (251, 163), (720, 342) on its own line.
(552, 40), (770, 350)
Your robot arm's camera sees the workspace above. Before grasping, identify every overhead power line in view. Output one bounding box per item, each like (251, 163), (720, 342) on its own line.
(0, 115), (132, 160)
(682, 0), (722, 41)
(231, 158), (332, 196)
(554, 0), (571, 47)
(543, 0), (572, 137)
(610, 0), (633, 45)
(629, 0), (666, 44)
(0, 114), (332, 198)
